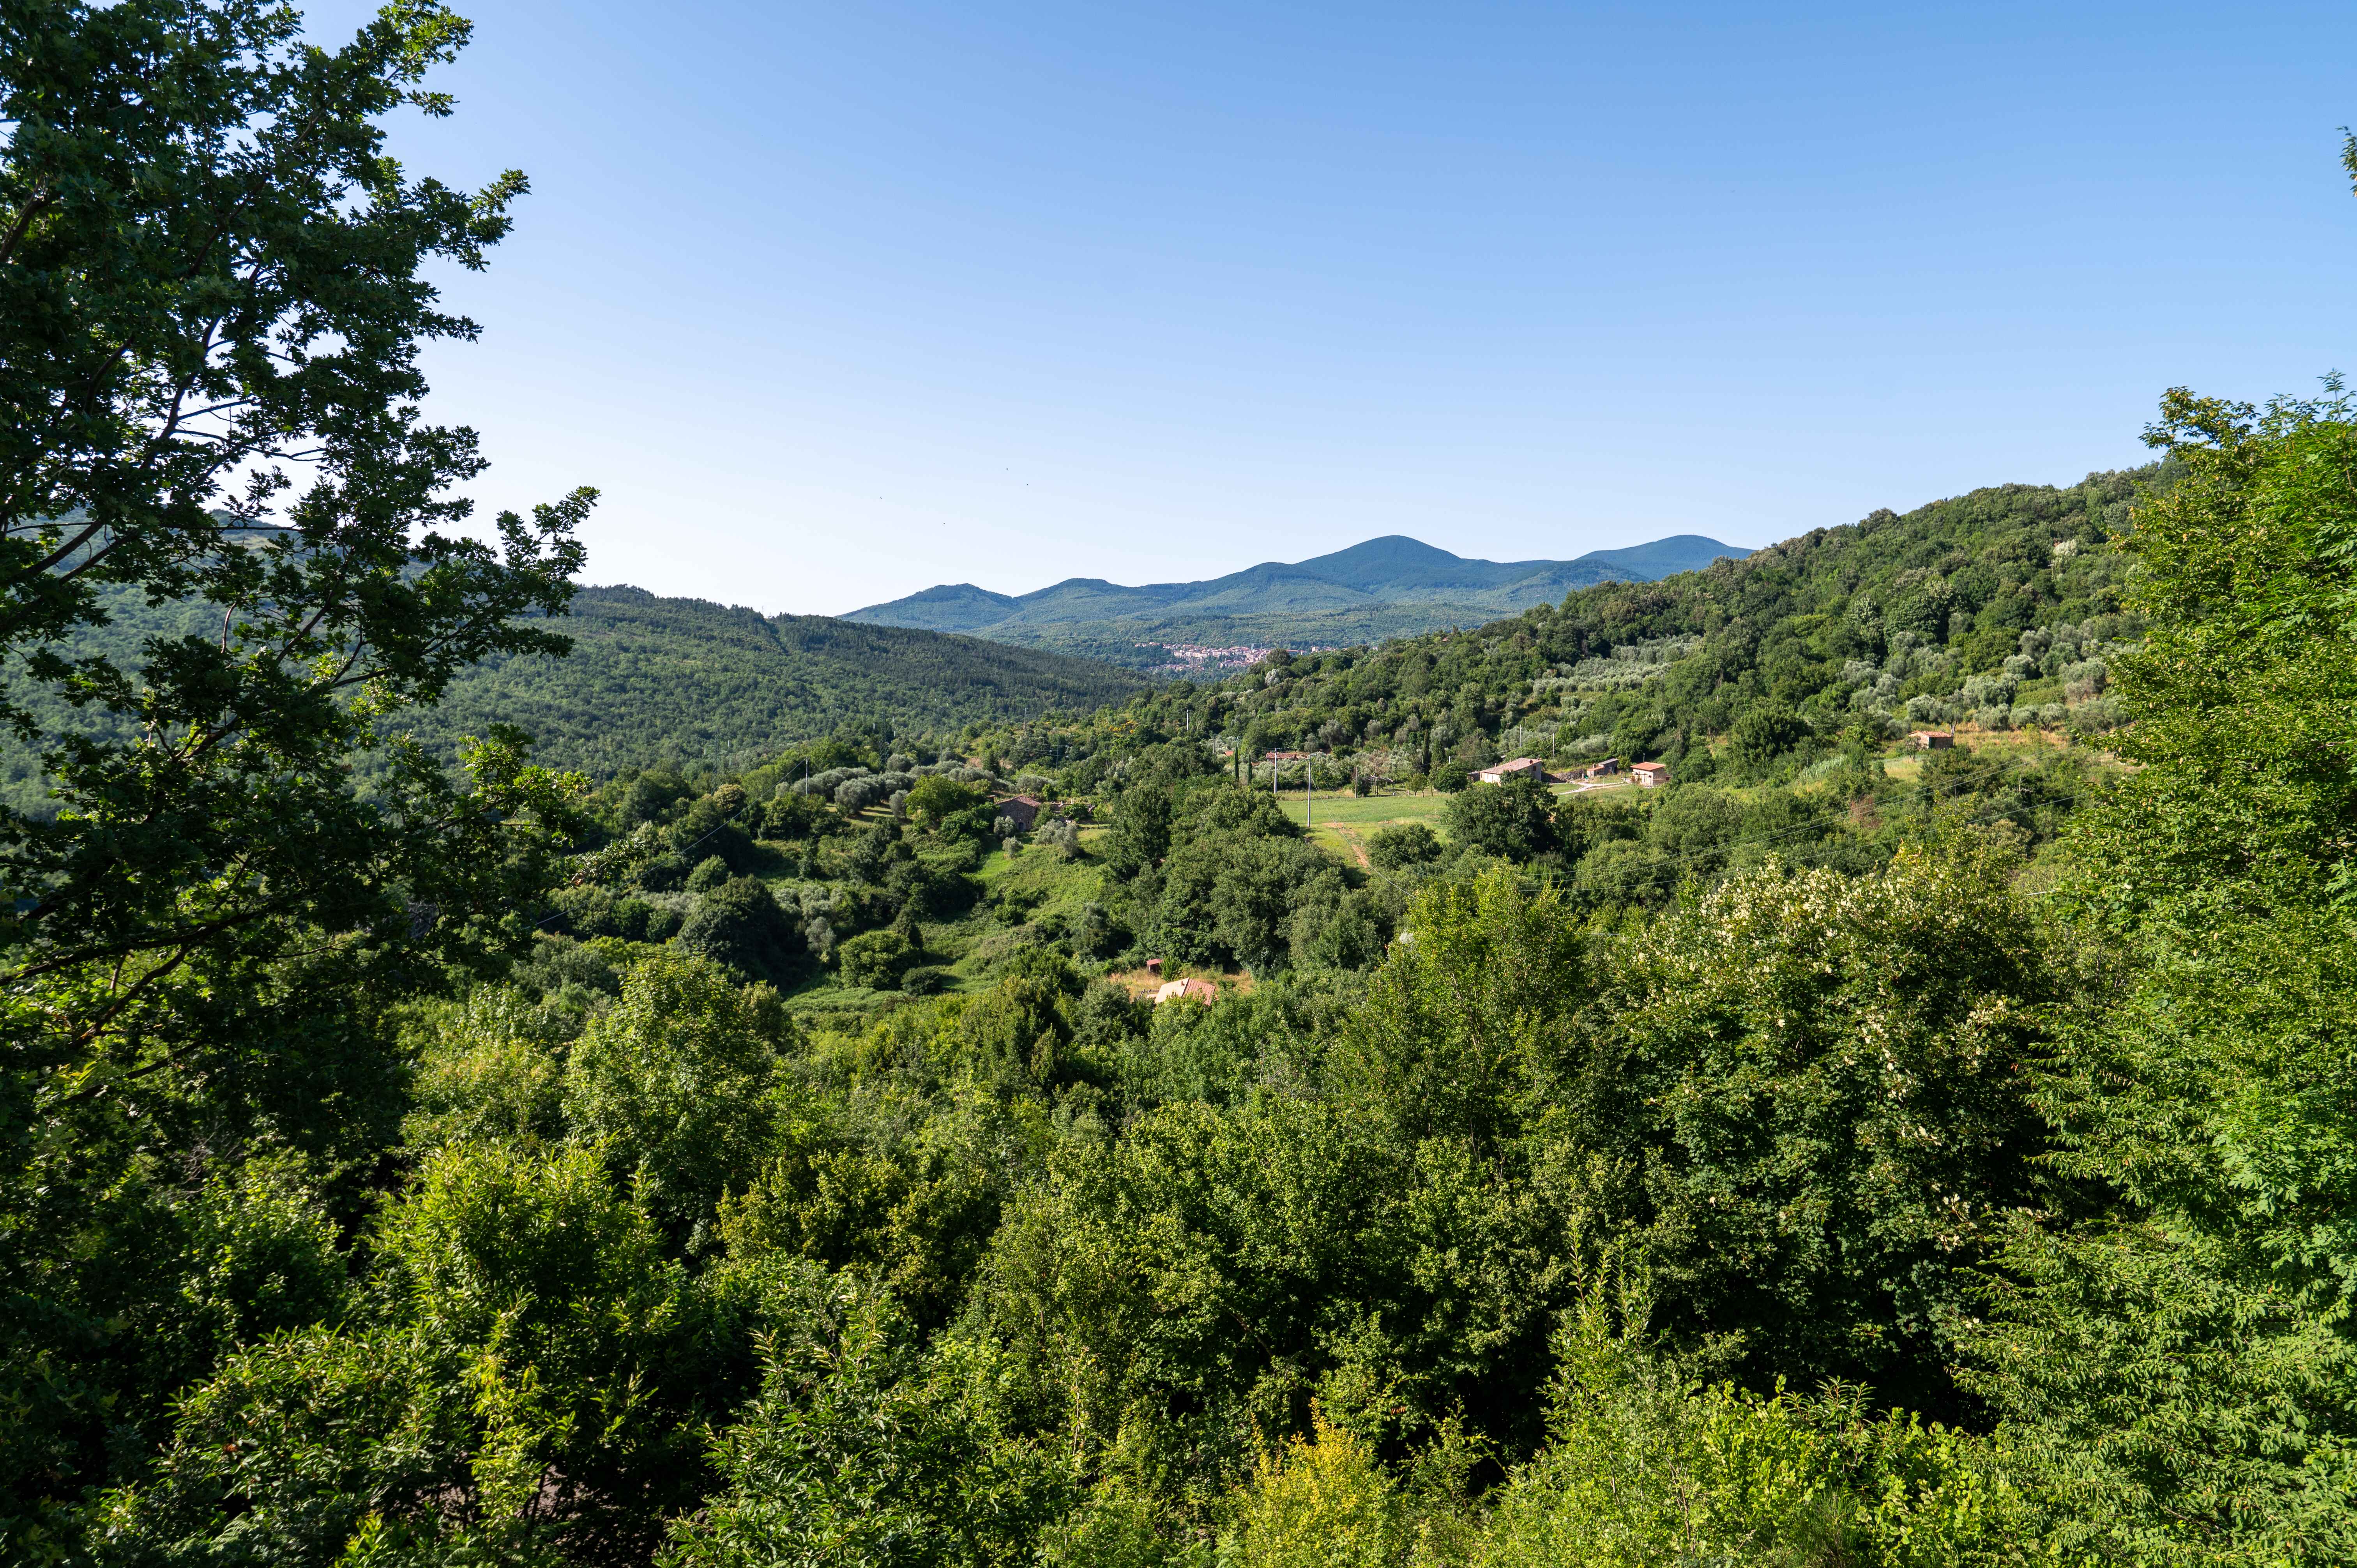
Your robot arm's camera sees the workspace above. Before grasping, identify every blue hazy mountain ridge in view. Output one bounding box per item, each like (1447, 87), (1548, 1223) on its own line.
(842, 533), (1749, 659)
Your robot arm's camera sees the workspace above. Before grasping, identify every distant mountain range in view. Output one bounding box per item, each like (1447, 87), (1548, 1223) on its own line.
(843, 534), (1749, 668)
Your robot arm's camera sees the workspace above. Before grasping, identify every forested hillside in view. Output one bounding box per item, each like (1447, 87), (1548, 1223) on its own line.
(963, 466), (2147, 795)
(422, 588), (1147, 776)
(0, 584), (1146, 811)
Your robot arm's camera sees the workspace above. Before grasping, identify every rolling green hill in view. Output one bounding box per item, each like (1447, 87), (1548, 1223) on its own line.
(2, 585), (1147, 812)
(968, 468), (2156, 787)
(422, 588), (1147, 777)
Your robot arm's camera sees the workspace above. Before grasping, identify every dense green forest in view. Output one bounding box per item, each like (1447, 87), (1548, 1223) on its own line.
(0, 583), (1146, 813)
(950, 465), (2144, 796)
(8, 6), (2357, 1567)
(420, 589), (1145, 777)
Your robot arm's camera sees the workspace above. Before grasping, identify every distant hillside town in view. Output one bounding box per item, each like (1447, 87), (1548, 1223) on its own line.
(1143, 642), (1338, 675)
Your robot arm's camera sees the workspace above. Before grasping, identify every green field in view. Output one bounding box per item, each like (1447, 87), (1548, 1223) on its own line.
(1275, 789), (1452, 863)
(1275, 783), (1634, 862)
(1274, 789), (1451, 828)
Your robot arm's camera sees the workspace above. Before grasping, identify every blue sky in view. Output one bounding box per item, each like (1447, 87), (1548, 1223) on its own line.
(316, 1), (2357, 614)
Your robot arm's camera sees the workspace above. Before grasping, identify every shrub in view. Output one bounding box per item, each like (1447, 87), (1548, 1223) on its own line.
(1366, 822), (1441, 871)
(1292, 889), (1389, 971)
(662, 1284), (1062, 1566)
(638, 853), (690, 892)
(899, 965), (954, 996)
(405, 988), (571, 1150)
(1728, 702), (1813, 777)
(678, 878), (803, 982)
(92, 1324), (488, 1564)
(1473, 1298), (2034, 1568)
(1222, 1411), (1407, 1568)
(837, 930), (918, 990)
(564, 954), (787, 1245)
(1571, 839), (1676, 909)
(1445, 777), (1557, 862)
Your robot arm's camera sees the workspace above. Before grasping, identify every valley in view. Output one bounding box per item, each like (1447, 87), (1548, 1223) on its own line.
(10, 9), (2352, 1563)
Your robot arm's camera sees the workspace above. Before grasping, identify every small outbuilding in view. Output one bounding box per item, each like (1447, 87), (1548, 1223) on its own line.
(994, 795), (1044, 831)
(1908, 730), (1955, 751)
(1153, 976), (1218, 1006)
(1632, 761), (1670, 788)
(1476, 757), (1546, 784)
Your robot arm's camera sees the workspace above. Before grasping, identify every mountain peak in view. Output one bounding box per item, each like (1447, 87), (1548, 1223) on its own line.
(1573, 535), (1747, 579)
(841, 532), (1751, 657)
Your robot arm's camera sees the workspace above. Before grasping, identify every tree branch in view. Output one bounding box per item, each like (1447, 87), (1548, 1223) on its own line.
(0, 184), (51, 266)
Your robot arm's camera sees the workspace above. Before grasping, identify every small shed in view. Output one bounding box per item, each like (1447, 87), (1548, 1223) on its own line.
(1632, 761), (1670, 788)
(1153, 976), (1218, 1006)
(1476, 757), (1546, 784)
(995, 795), (1043, 831)
(1587, 757), (1621, 778)
(1908, 730), (1955, 751)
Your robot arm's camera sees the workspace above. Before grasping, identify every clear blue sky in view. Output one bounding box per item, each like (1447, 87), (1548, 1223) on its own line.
(315, 0), (2357, 615)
